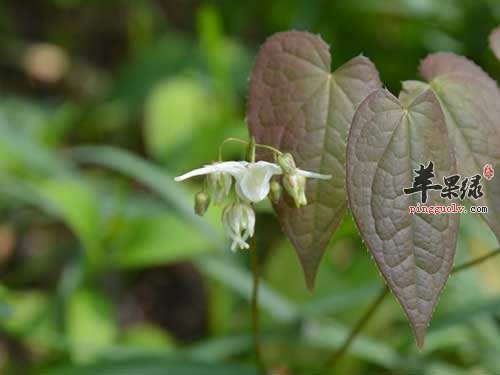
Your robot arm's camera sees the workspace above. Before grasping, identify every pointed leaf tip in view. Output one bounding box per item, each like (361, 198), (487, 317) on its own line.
(347, 88), (458, 347)
(247, 31), (381, 288)
(414, 325), (426, 350)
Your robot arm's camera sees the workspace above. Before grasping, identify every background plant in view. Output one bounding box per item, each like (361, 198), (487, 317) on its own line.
(0, 1), (500, 375)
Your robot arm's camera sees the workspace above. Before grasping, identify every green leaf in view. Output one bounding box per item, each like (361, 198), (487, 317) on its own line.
(415, 53), (500, 242)
(490, 26), (500, 61)
(198, 255), (298, 322)
(0, 175), (103, 268)
(346, 88), (459, 347)
(1, 290), (56, 349)
(144, 77), (214, 162)
(109, 34), (200, 114)
(69, 145), (220, 244)
(66, 287), (118, 363)
(39, 357), (256, 375)
(0, 117), (71, 177)
(115, 214), (216, 268)
(304, 321), (402, 368)
(36, 178), (102, 266)
(121, 323), (175, 350)
(431, 297), (500, 331)
(185, 334), (254, 363)
(69, 146), (298, 321)
(247, 31), (381, 289)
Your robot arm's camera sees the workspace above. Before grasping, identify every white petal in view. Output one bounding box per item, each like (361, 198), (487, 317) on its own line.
(253, 161), (282, 174)
(230, 239), (238, 252)
(235, 162), (282, 202)
(174, 161), (247, 181)
(238, 238), (250, 250)
(296, 169), (332, 180)
(245, 205), (255, 237)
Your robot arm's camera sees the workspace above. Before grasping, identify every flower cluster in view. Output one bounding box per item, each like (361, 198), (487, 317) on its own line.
(175, 149), (331, 251)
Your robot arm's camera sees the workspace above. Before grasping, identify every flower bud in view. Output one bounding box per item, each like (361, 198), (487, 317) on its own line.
(277, 153), (297, 175)
(283, 173), (307, 207)
(269, 179), (282, 203)
(194, 191), (211, 216)
(207, 171), (232, 204)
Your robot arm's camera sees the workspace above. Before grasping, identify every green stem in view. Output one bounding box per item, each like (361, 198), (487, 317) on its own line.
(321, 247), (500, 372)
(250, 235), (265, 374)
(246, 137), (265, 374)
(218, 137), (282, 161)
(322, 285), (388, 371)
(453, 248), (500, 273)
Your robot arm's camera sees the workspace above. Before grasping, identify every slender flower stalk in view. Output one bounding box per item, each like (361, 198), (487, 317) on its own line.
(175, 138), (331, 373)
(250, 234), (264, 374)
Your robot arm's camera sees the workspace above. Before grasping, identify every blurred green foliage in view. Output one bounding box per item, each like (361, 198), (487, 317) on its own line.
(0, 0), (499, 374)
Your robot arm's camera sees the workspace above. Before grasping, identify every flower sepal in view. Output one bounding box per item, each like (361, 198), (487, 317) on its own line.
(269, 179), (282, 203)
(283, 173), (307, 207)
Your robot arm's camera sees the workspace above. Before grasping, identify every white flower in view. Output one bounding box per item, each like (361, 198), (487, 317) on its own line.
(175, 161), (331, 203)
(222, 201), (256, 251)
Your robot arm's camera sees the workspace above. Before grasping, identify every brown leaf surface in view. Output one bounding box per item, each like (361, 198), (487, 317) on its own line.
(247, 31), (381, 288)
(347, 88), (459, 347)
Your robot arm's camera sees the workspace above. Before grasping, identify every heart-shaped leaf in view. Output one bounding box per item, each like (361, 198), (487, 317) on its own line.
(413, 53), (500, 242)
(247, 31), (381, 289)
(347, 88), (459, 347)
(490, 26), (500, 60)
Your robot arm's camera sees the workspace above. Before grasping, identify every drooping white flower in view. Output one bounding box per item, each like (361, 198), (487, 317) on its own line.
(175, 161), (331, 204)
(222, 201), (256, 251)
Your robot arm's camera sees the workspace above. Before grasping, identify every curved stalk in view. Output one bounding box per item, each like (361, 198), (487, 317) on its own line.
(218, 137), (282, 161)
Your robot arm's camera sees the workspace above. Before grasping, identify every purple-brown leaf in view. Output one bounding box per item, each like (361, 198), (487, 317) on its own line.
(247, 31), (381, 289)
(347, 88), (459, 348)
(417, 53), (500, 242)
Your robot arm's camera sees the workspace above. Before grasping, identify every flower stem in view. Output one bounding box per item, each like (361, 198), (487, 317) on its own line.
(453, 248), (500, 272)
(320, 247), (500, 372)
(322, 285), (389, 371)
(218, 137), (282, 161)
(250, 235), (265, 374)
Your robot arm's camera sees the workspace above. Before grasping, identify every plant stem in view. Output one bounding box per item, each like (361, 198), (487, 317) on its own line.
(321, 247), (500, 372)
(453, 248), (500, 273)
(250, 235), (265, 374)
(322, 285), (389, 371)
(218, 137), (282, 161)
